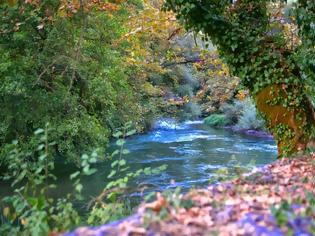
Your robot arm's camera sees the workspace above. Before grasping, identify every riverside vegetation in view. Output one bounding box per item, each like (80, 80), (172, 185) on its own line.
(165, 0), (315, 156)
(0, 122), (167, 235)
(1, 0), (315, 235)
(0, 0), (241, 234)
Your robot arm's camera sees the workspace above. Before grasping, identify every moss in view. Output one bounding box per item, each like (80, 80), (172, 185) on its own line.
(255, 84), (314, 157)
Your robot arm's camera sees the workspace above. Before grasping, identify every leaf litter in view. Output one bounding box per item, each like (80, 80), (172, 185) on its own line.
(65, 155), (315, 236)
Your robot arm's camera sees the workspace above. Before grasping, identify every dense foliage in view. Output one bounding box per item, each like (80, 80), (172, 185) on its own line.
(0, 0), (196, 164)
(165, 0), (315, 156)
(0, 0), (235, 234)
(1, 0), (245, 164)
(2, 0), (314, 234)
(0, 0), (145, 161)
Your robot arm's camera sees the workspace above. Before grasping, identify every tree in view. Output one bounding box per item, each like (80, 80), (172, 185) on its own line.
(165, 0), (315, 156)
(0, 0), (144, 161)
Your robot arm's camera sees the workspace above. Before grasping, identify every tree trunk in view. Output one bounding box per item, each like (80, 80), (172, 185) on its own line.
(255, 83), (315, 157)
(164, 0), (315, 157)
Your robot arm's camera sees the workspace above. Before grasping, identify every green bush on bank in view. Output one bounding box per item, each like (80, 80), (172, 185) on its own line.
(204, 114), (228, 127)
(0, 1), (169, 163)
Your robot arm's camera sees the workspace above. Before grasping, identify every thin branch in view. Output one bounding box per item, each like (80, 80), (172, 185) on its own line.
(167, 28), (182, 40)
(161, 58), (204, 68)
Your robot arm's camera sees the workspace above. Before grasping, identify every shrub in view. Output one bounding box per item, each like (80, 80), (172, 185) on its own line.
(176, 84), (194, 97)
(181, 102), (202, 121)
(236, 101), (265, 130)
(0, 123), (167, 235)
(204, 114), (228, 127)
(219, 98), (266, 131)
(219, 100), (244, 125)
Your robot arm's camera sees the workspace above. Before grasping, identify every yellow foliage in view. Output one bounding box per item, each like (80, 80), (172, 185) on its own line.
(21, 218), (28, 226)
(57, 0), (123, 18)
(268, 2), (301, 50)
(3, 207), (10, 217)
(142, 82), (162, 96)
(236, 90), (248, 101)
(7, 0), (17, 6)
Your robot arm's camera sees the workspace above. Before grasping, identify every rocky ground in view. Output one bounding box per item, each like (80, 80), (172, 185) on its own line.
(224, 126), (273, 139)
(65, 155), (315, 236)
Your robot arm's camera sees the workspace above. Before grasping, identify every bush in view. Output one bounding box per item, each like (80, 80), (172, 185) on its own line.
(204, 114), (228, 127)
(235, 101), (265, 130)
(181, 102), (202, 121)
(219, 100), (244, 125)
(207, 98), (266, 130)
(176, 84), (194, 97)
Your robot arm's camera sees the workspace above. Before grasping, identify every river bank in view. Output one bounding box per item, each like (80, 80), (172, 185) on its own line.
(1, 120), (277, 200)
(223, 125), (273, 139)
(65, 155), (315, 236)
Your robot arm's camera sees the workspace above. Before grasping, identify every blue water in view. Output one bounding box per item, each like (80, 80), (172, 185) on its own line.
(119, 119), (277, 194)
(0, 119), (277, 202)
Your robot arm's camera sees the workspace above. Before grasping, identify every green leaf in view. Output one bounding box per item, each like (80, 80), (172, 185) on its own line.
(106, 181), (114, 189)
(81, 160), (88, 168)
(75, 194), (83, 201)
(70, 171), (80, 180)
(126, 129), (136, 136)
(121, 167), (129, 172)
(49, 141), (56, 146)
(39, 154), (47, 161)
(91, 151), (98, 158)
(144, 167), (151, 175)
(119, 159), (126, 166)
(116, 139), (125, 146)
(37, 144), (45, 151)
(89, 157), (97, 163)
(122, 149), (130, 155)
(119, 182), (127, 188)
(111, 150), (119, 157)
(34, 128), (44, 135)
(111, 160), (119, 168)
(159, 164), (167, 171)
(125, 121), (132, 128)
(75, 183), (83, 193)
(107, 170), (116, 178)
(83, 165), (91, 175)
(113, 131), (123, 138)
(82, 154), (89, 160)
(85, 168), (97, 176)
(48, 184), (57, 189)
(107, 192), (117, 202)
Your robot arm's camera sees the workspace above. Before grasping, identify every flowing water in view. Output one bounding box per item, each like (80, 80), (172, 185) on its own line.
(1, 119), (277, 204)
(119, 119), (277, 194)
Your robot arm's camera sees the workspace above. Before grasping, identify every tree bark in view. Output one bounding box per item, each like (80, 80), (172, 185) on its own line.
(255, 83), (315, 157)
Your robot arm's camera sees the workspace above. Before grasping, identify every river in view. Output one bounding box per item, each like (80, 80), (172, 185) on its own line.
(0, 119), (277, 206)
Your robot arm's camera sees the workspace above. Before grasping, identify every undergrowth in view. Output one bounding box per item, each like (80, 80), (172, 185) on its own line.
(0, 122), (167, 236)
(204, 98), (266, 131)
